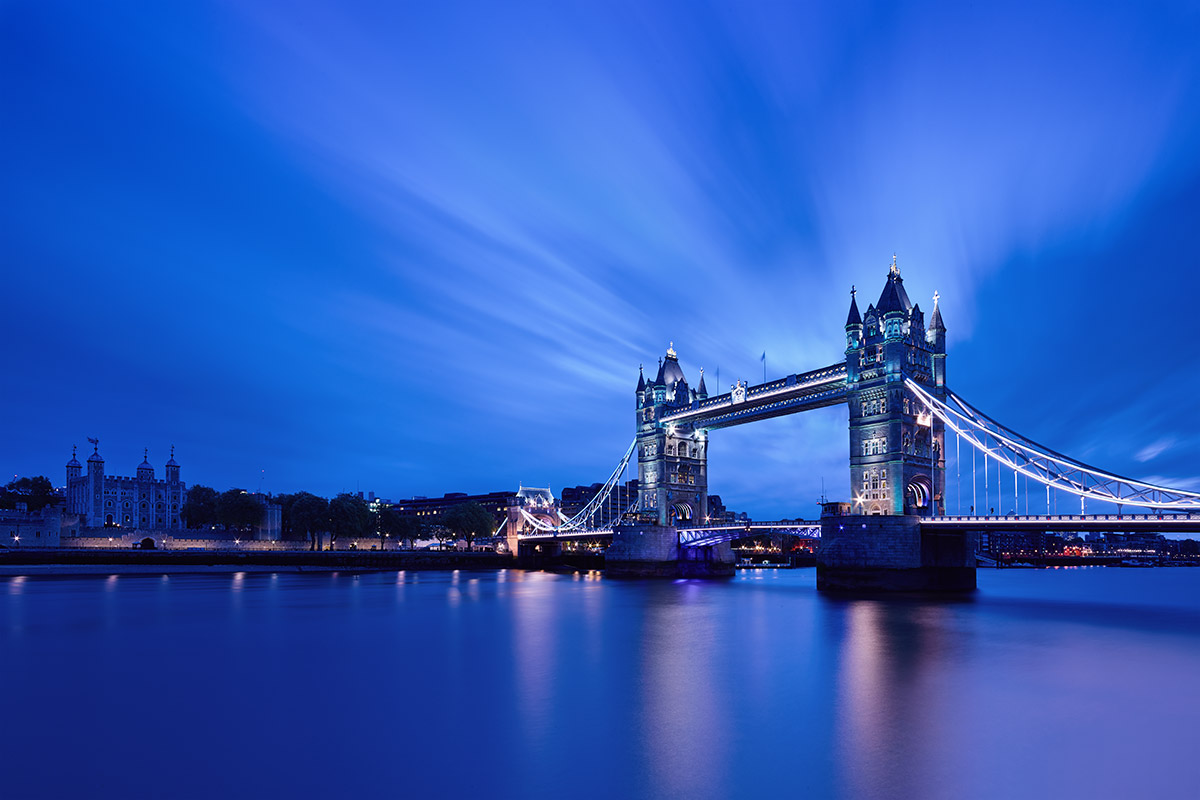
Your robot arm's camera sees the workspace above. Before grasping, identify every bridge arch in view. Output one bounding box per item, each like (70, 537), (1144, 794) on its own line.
(906, 475), (933, 511)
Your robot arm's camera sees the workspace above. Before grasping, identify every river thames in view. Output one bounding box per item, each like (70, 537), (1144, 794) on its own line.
(3, 566), (1198, 799)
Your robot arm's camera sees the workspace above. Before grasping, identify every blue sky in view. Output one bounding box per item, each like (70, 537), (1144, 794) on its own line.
(3, 0), (1199, 517)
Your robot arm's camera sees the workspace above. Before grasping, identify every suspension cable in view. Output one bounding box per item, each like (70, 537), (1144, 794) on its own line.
(906, 378), (1200, 511)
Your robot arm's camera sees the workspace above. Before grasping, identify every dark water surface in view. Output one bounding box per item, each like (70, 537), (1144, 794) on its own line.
(3, 567), (1199, 799)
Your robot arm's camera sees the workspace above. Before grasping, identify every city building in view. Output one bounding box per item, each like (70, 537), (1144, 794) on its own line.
(705, 494), (739, 524)
(355, 491), (394, 515)
(64, 441), (185, 530)
(392, 490), (512, 524)
(560, 479), (639, 527)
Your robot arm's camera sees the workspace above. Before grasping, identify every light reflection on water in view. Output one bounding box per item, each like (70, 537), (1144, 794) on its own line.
(1, 567), (1198, 799)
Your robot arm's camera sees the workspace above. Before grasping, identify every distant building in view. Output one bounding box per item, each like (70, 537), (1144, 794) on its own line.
(706, 494), (738, 524)
(65, 441), (185, 530)
(392, 490), (512, 524)
(560, 479), (639, 527)
(356, 491), (394, 515)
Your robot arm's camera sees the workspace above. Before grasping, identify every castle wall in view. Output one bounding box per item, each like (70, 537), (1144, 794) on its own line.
(0, 505), (63, 548)
(59, 534), (397, 551)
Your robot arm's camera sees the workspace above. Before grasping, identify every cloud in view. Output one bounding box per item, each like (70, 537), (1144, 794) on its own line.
(1136, 438), (1175, 463)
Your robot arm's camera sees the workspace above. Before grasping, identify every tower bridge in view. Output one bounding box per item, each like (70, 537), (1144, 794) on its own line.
(505, 257), (1200, 589)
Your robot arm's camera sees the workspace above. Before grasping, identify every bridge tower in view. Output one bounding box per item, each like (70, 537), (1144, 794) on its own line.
(635, 345), (708, 527)
(844, 258), (946, 515)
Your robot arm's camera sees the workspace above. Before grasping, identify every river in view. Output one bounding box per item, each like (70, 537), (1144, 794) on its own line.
(3, 566), (1198, 799)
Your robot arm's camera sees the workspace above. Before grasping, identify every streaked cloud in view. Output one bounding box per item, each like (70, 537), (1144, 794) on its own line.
(3, 0), (1199, 516)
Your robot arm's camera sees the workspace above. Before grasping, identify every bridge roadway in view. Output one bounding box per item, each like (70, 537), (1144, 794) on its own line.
(512, 514), (1200, 546)
(659, 363), (848, 430)
(515, 521), (823, 546)
(922, 513), (1200, 535)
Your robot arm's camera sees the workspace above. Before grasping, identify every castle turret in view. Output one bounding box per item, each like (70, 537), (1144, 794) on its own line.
(86, 442), (104, 473)
(697, 368), (708, 400)
(877, 254), (912, 341)
(165, 445), (180, 484)
(845, 286), (863, 351)
(86, 441), (105, 527)
(927, 291), (946, 387)
(137, 448), (154, 481)
(66, 446), (82, 482)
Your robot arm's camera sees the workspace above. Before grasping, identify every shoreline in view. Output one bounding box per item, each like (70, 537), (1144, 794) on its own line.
(0, 548), (513, 576)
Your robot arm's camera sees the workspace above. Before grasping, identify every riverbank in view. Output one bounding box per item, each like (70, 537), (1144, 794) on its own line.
(0, 548), (512, 575)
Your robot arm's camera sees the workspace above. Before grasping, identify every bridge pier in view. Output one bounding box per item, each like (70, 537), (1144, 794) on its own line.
(514, 538), (562, 569)
(605, 522), (734, 578)
(817, 513), (975, 593)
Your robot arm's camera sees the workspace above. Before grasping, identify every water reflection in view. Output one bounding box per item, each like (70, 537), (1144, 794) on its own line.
(638, 583), (725, 797)
(511, 572), (560, 751)
(834, 601), (961, 800)
(1, 568), (1198, 799)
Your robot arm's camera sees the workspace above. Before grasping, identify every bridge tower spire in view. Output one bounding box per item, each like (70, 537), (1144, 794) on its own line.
(845, 260), (946, 515)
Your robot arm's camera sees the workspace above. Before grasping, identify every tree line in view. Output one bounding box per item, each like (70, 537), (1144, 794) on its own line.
(271, 492), (497, 551)
(0, 476), (57, 511)
(180, 486), (266, 531)
(183, 487), (494, 551)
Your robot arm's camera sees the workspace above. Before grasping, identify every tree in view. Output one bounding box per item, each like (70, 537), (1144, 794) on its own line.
(289, 492), (329, 551)
(442, 502), (496, 550)
(378, 506), (423, 550)
(0, 476), (57, 511)
(181, 485), (219, 528)
(328, 493), (372, 550)
(217, 489), (264, 531)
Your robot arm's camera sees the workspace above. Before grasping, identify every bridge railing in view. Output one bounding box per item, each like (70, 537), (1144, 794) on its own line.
(518, 528), (615, 540)
(926, 513), (1200, 523)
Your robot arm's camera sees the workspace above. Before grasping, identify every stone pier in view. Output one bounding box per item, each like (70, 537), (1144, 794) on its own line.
(817, 513), (975, 593)
(605, 522), (735, 578)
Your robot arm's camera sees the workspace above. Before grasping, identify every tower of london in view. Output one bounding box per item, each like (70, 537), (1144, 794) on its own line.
(65, 442), (186, 530)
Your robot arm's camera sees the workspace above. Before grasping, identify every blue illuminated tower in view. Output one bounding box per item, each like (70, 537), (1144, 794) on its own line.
(635, 345), (709, 527)
(845, 258), (946, 515)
